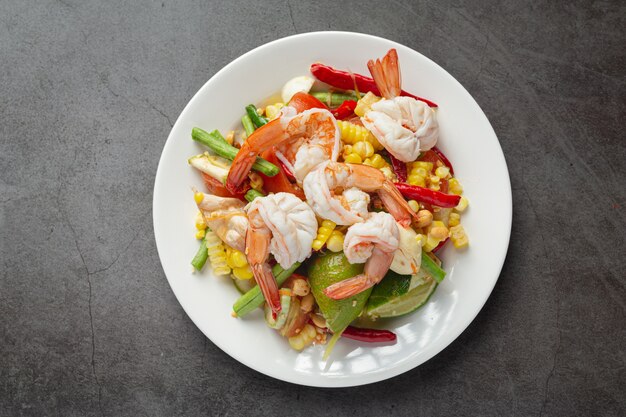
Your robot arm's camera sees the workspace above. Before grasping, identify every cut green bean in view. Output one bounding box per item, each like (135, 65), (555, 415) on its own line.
(191, 238), (208, 271)
(241, 115), (255, 136)
(244, 189), (265, 202)
(245, 104), (268, 128)
(311, 91), (359, 107)
(233, 262), (301, 317)
(191, 127), (279, 177)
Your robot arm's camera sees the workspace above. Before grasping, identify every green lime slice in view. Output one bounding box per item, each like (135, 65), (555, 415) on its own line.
(307, 251), (370, 333)
(366, 269), (438, 319)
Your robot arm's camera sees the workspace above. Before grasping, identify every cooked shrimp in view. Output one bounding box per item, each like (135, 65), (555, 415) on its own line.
(303, 161), (416, 227)
(195, 192), (248, 252)
(226, 107), (340, 193)
(246, 192), (317, 314)
(361, 49), (439, 162)
(324, 212), (400, 299)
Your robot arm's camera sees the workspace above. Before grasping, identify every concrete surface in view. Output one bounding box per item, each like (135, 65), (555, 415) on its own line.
(1, 0), (624, 416)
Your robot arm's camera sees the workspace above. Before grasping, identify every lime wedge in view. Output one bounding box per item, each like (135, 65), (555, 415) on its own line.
(366, 269), (438, 319)
(307, 251), (370, 333)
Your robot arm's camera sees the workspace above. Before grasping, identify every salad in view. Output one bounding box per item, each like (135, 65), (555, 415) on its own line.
(187, 49), (469, 356)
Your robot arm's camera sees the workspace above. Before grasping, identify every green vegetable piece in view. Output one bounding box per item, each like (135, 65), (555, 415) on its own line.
(264, 294), (291, 329)
(245, 104), (268, 128)
(191, 238), (208, 271)
(191, 127), (279, 177)
(245, 189), (265, 202)
(420, 252), (446, 283)
(307, 252), (371, 333)
(366, 270), (437, 319)
(241, 114), (255, 136)
(311, 91), (358, 108)
(232, 262), (301, 317)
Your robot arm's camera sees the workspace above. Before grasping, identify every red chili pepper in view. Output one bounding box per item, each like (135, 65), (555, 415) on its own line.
(288, 92), (328, 113)
(275, 157), (297, 182)
(394, 183), (461, 208)
(331, 100), (357, 120)
(431, 146), (455, 176)
(341, 326), (397, 343)
(432, 238), (449, 253)
(310, 63), (438, 108)
(201, 173), (247, 201)
(388, 153), (408, 182)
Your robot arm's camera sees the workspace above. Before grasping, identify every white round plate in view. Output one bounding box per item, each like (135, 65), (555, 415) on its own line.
(153, 32), (512, 387)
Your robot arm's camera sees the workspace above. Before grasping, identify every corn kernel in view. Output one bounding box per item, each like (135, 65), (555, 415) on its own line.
(288, 335), (305, 351)
(312, 239), (325, 251)
(435, 166), (450, 179)
(369, 154), (385, 169)
(353, 141), (374, 159)
(195, 229), (205, 240)
(412, 161), (434, 173)
(423, 235), (441, 252)
(326, 233), (344, 252)
(380, 166), (395, 180)
(354, 92), (381, 117)
(415, 234), (427, 247)
(365, 133), (384, 151)
(342, 145), (353, 158)
(455, 196), (469, 212)
(448, 212), (461, 227)
(428, 183), (440, 191)
(232, 265), (253, 280)
(194, 192), (204, 204)
(363, 157), (373, 167)
(407, 200), (420, 212)
(414, 167), (429, 178)
(429, 175), (440, 185)
(450, 225), (469, 248)
(195, 212), (207, 230)
(344, 153), (362, 164)
(229, 250), (248, 268)
(408, 174), (426, 187)
(448, 178), (463, 195)
(321, 220), (336, 229)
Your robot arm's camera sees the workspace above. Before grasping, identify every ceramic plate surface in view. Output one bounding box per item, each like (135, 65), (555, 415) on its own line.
(153, 31), (512, 387)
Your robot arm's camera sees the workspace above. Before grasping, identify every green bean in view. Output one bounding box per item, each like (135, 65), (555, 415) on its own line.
(191, 127), (279, 177)
(311, 91), (359, 107)
(241, 115), (255, 136)
(232, 262), (301, 317)
(244, 189), (265, 202)
(245, 104), (268, 128)
(191, 238), (208, 271)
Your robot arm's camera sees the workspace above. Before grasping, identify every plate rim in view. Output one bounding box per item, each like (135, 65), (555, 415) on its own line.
(153, 30), (512, 387)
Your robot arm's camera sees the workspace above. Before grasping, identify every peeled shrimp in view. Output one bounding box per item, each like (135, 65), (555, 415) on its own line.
(226, 107), (340, 193)
(361, 49), (439, 162)
(303, 161), (416, 227)
(324, 212), (400, 299)
(246, 192), (317, 314)
(195, 192), (248, 252)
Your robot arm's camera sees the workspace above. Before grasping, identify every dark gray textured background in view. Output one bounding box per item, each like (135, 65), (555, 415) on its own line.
(1, 0), (624, 416)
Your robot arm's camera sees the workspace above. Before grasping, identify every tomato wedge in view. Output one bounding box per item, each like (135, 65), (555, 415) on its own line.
(259, 150), (305, 199)
(288, 92), (328, 113)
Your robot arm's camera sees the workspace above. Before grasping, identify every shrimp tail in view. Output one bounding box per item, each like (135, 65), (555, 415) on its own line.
(226, 118), (286, 193)
(251, 263), (282, 314)
(367, 49), (401, 99)
(324, 274), (373, 300)
(379, 180), (416, 228)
